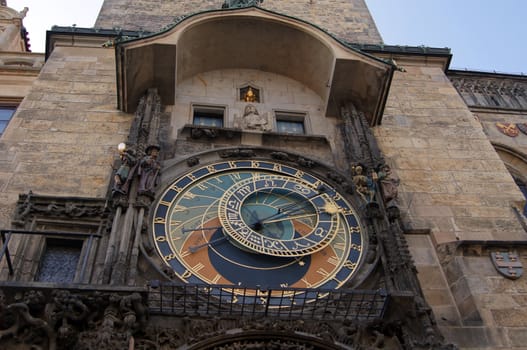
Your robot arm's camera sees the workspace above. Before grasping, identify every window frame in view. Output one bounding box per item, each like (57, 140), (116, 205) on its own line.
(0, 104), (18, 136)
(274, 110), (309, 135)
(191, 104), (227, 128)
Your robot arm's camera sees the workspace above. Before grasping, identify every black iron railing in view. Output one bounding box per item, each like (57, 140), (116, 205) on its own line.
(147, 281), (388, 321)
(0, 280), (388, 322)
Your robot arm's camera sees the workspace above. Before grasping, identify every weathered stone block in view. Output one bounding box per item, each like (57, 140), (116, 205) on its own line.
(415, 265), (448, 290)
(95, 0), (382, 44)
(439, 326), (492, 348)
(493, 309), (527, 327)
(506, 328), (527, 348)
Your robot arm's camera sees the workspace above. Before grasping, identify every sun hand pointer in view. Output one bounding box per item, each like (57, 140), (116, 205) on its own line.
(182, 225), (224, 234)
(261, 212), (317, 224)
(189, 235), (229, 253)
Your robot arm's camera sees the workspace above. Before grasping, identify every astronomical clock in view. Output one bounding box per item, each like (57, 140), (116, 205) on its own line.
(151, 152), (372, 307)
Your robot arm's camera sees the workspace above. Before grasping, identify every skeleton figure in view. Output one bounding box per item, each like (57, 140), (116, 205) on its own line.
(352, 164), (376, 203)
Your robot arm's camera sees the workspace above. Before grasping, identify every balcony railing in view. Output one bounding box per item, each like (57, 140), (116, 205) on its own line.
(0, 280), (388, 324)
(147, 281), (388, 321)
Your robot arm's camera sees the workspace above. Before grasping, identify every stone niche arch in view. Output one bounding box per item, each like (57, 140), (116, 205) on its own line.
(494, 143), (527, 183)
(115, 6), (393, 125)
(494, 143), (527, 213)
(186, 330), (343, 350)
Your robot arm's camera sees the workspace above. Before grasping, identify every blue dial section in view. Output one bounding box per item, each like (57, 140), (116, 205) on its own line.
(207, 229), (311, 288)
(240, 200), (295, 240)
(151, 159), (366, 306)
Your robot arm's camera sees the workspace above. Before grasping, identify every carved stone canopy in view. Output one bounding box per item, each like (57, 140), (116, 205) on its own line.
(115, 7), (393, 125)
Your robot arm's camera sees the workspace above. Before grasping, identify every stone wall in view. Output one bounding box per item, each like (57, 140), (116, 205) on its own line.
(170, 68), (336, 162)
(0, 46), (130, 228)
(376, 64), (525, 243)
(94, 0), (382, 44)
(375, 60), (527, 348)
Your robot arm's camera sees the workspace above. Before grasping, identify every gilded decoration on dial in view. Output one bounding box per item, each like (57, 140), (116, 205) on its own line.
(218, 175), (339, 256)
(152, 160), (365, 305)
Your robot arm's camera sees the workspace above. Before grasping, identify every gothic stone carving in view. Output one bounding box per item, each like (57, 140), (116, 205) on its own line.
(111, 88), (163, 206)
(218, 148), (256, 158)
(449, 74), (527, 110)
(0, 266), (455, 350)
(0, 288), (147, 350)
(12, 191), (109, 228)
(240, 104), (272, 131)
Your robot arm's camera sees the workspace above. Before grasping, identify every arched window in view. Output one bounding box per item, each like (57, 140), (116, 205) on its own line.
(514, 177), (527, 216)
(494, 144), (527, 218)
(0, 105), (17, 136)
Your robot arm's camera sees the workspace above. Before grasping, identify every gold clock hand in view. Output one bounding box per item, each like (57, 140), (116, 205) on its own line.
(250, 202), (312, 227)
(245, 185), (327, 229)
(181, 225), (223, 234)
(261, 212), (317, 224)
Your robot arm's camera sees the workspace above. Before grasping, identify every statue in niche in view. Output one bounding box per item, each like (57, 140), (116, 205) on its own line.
(241, 86), (259, 103)
(242, 104), (271, 131)
(377, 164), (400, 206)
(138, 145), (161, 196)
(244, 87), (256, 102)
(112, 149), (136, 195)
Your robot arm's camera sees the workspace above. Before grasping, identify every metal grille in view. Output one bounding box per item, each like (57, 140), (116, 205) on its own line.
(147, 282), (388, 321)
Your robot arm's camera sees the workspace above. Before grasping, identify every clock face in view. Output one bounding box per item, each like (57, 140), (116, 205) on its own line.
(152, 160), (365, 306)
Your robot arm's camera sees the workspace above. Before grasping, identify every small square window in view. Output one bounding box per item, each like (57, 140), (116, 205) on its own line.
(193, 105), (225, 128)
(36, 238), (83, 283)
(275, 112), (306, 135)
(0, 106), (17, 135)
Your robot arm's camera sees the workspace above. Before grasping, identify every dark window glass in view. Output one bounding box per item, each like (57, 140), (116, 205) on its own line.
(0, 106), (16, 135)
(275, 112), (305, 134)
(193, 106), (224, 127)
(36, 239), (82, 283)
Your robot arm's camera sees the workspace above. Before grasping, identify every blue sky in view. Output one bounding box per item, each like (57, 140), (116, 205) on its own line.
(366, 0), (526, 73)
(8, 0), (526, 74)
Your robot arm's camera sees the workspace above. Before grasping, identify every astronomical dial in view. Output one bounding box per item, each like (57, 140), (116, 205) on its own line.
(218, 174), (340, 256)
(152, 160), (365, 305)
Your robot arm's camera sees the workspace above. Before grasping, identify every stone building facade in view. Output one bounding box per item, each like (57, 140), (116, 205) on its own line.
(0, 1), (526, 349)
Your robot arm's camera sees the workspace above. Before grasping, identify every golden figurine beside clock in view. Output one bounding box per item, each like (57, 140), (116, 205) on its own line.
(152, 159), (366, 306)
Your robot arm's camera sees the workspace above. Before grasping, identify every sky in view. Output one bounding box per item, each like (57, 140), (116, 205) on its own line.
(7, 0), (526, 74)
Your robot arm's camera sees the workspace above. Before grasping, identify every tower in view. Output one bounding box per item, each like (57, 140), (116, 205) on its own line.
(0, 1), (526, 349)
